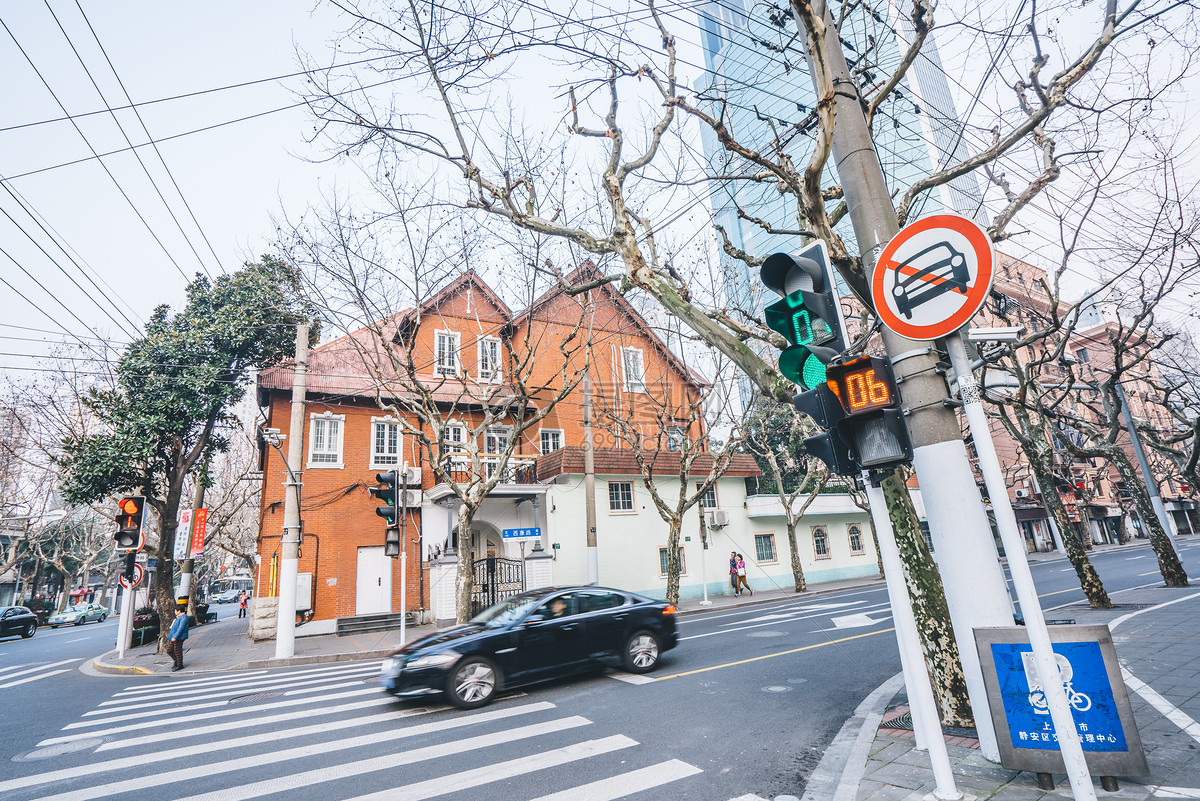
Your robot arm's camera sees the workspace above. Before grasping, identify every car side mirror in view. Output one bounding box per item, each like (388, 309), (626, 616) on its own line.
(525, 614), (546, 624)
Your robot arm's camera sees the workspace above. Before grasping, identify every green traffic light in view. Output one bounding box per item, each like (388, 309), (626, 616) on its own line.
(802, 354), (827, 389)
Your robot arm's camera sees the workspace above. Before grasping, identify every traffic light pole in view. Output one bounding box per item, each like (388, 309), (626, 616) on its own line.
(795, 2), (1014, 759)
(275, 324), (308, 660)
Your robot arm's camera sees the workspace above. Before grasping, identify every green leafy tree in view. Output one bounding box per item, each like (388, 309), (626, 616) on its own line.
(57, 258), (316, 647)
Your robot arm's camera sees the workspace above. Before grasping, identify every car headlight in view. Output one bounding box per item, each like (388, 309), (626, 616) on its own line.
(405, 651), (460, 670)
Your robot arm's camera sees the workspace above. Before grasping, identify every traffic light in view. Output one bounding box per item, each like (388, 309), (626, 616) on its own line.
(792, 355), (913, 475)
(369, 470), (401, 558)
(114, 496), (146, 551)
(761, 241), (848, 390)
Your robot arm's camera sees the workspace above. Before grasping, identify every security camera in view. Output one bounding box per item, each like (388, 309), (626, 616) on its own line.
(966, 326), (1026, 343)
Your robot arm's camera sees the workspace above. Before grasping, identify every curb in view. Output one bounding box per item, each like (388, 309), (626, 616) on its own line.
(91, 652), (153, 675)
(237, 649), (395, 671)
(675, 577), (884, 618)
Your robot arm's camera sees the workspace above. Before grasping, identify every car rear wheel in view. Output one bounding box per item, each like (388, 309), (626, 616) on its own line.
(22, 622), (36, 638)
(446, 656), (499, 709)
(622, 630), (660, 673)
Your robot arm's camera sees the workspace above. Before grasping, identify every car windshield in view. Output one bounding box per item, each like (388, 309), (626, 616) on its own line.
(469, 593), (543, 627)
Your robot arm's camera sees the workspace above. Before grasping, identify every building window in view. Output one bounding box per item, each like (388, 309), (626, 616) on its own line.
(608, 481), (634, 512)
(1075, 347), (1090, 364)
(434, 330), (460, 376)
(696, 482), (717, 509)
(370, 418), (401, 467)
(540, 429), (563, 454)
(813, 526), (830, 559)
(478, 337), (501, 381)
(666, 426), (686, 451)
(307, 413), (344, 468)
(484, 427), (509, 454)
(658, 547), (686, 576)
(920, 520), (935, 553)
(439, 422), (467, 462)
(848, 525), (865, 555)
(621, 347), (646, 393)
(755, 533), (777, 563)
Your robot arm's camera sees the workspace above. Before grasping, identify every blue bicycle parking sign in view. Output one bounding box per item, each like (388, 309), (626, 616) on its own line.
(975, 624), (1148, 778)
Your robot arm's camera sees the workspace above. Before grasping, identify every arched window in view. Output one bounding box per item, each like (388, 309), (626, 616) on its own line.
(849, 525), (865, 555)
(813, 527), (829, 559)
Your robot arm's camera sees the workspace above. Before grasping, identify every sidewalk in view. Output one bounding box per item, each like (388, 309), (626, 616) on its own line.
(88, 575), (884, 676)
(815, 583), (1200, 801)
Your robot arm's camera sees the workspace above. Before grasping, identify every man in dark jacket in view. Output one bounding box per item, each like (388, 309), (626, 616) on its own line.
(167, 604), (189, 671)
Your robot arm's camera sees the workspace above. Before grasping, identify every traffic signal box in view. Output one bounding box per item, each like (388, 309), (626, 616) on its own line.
(793, 355), (913, 476)
(114, 496), (146, 551)
(761, 242), (848, 391)
(369, 470), (402, 558)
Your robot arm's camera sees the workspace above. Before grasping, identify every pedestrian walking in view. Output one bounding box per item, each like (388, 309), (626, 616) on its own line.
(729, 551), (741, 597)
(238, 591), (249, 619)
(167, 603), (189, 672)
(736, 554), (753, 596)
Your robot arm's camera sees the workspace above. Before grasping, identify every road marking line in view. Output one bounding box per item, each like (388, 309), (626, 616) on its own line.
(113, 661), (373, 698)
(1036, 588), (1078, 598)
(1125, 556), (1149, 561)
(1059, 568), (1077, 572)
(2, 702), (554, 796)
(1138, 571), (1158, 576)
(0, 669), (71, 689)
(607, 671), (655, 685)
(1122, 669), (1200, 746)
(64, 638), (88, 643)
(1148, 786), (1200, 798)
(93, 665), (380, 712)
(115, 669), (271, 694)
(526, 759), (702, 801)
(0, 658), (79, 683)
(152, 717), (597, 801)
(41, 687), (381, 744)
(339, 735), (638, 801)
(656, 628), (893, 681)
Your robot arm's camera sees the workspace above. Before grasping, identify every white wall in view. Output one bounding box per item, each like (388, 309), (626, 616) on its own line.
(544, 474), (879, 601)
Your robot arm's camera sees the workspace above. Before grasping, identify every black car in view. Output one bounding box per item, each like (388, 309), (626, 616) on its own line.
(381, 586), (678, 708)
(0, 606), (38, 639)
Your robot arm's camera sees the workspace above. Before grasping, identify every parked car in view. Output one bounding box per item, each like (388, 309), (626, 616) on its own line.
(214, 590), (240, 604)
(0, 606), (38, 639)
(380, 586), (678, 709)
(48, 602), (109, 628)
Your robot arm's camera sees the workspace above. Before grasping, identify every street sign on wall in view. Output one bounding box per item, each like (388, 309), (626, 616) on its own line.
(501, 527), (542, 540)
(872, 214), (996, 341)
(975, 624), (1148, 778)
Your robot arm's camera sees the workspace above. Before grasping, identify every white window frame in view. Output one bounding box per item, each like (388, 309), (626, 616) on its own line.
(658, 546), (687, 577)
(477, 336), (502, 382)
(434, 330), (461, 377)
(484, 426), (511, 455)
(696, 481), (718, 509)
(369, 416), (402, 469)
(754, 532), (778, 564)
(848, 524), (865, 555)
(621, 346), (646, 394)
(813, 526), (830, 560)
(306, 412), (345, 469)
(608, 481), (635, 513)
(666, 426), (686, 451)
(539, 428), (564, 455)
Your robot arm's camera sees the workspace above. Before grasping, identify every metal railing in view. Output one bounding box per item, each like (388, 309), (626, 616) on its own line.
(437, 456), (538, 486)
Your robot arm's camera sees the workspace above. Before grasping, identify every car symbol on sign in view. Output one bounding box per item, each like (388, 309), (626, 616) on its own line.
(892, 242), (971, 319)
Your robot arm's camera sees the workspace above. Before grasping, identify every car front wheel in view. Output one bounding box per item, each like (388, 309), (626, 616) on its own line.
(22, 622), (36, 638)
(99, 614), (107, 623)
(446, 656), (499, 709)
(622, 630), (661, 673)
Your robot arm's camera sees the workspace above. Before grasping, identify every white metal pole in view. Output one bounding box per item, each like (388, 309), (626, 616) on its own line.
(116, 582), (133, 660)
(949, 335), (1096, 800)
(275, 324), (308, 660)
(864, 475), (959, 798)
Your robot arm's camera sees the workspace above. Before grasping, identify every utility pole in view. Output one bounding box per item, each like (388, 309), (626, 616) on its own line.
(1115, 382), (1178, 543)
(583, 369), (599, 585)
(275, 324), (308, 659)
(795, 2), (1014, 759)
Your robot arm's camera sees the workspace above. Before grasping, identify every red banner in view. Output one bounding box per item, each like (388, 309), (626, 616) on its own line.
(189, 508), (208, 558)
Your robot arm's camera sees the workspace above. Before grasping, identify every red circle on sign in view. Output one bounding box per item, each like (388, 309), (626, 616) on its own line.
(871, 214), (995, 341)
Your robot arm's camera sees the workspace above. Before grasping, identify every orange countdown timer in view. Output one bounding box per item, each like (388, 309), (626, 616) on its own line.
(826, 357), (898, 414)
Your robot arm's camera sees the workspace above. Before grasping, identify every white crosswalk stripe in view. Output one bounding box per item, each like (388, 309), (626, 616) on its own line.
(9, 660), (704, 801)
(0, 659), (80, 689)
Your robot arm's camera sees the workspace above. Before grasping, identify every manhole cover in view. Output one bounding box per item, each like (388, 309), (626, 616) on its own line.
(763, 685), (792, 693)
(228, 691), (284, 704)
(747, 630), (786, 638)
(14, 738), (105, 761)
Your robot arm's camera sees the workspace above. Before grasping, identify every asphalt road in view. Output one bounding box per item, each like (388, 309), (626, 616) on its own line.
(2, 537), (1198, 801)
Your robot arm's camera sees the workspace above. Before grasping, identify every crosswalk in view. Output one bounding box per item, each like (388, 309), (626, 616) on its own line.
(0, 659), (81, 689)
(6, 660), (705, 801)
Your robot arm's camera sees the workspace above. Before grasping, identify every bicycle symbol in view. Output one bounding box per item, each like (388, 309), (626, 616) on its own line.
(1022, 651), (1092, 714)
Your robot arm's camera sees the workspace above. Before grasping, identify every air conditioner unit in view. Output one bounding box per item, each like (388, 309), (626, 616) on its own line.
(401, 489), (423, 507)
(1015, 489), (1029, 499)
(706, 509), (731, 527)
(399, 466), (422, 485)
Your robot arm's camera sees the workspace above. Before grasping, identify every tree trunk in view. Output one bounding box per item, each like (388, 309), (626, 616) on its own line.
(454, 508), (477, 624)
(665, 516), (683, 605)
(785, 520), (807, 592)
(1111, 450), (1188, 587)
(1028, 457), (1113, 608)
(881, 472), (973, 728)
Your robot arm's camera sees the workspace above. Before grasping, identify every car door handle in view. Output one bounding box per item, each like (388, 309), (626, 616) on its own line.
(614, 614), (627, 621)
(561, 624), (577, 632)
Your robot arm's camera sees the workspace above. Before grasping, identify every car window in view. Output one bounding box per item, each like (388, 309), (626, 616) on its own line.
(470, 593), (543, 627)
(534, 593), (578, 620)
(578, 592), (625, 614)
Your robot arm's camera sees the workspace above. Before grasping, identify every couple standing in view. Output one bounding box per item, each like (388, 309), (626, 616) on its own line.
(729, 552), (752, 597)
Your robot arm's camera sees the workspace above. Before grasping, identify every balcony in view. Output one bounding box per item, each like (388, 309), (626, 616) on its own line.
(425, 455), (544, 503)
